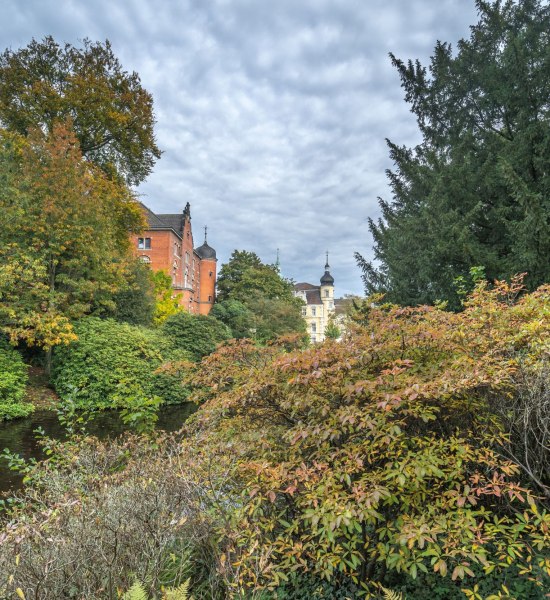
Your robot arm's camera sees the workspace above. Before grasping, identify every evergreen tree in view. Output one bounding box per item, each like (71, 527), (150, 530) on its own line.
(357, 0), (550, 308)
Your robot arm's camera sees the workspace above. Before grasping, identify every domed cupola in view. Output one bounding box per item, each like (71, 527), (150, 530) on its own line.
(320, 252), (334, 285)
(195, 226), (217, 260)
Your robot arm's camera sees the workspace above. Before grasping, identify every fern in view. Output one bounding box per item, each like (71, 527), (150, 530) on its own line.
(122, 582), (148, 600)
(122, 579), (192, 600)
(164, 579), (191, 600)
(381, 587), (405, 600)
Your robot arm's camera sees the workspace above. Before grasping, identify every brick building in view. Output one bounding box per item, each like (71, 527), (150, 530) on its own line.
(131, 202), (217, 315)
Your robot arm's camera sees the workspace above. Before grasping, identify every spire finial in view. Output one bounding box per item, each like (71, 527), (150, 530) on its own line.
(325, 250), (330, 270)
(204, 225), (208, 244)
(275, 248), (280, 273)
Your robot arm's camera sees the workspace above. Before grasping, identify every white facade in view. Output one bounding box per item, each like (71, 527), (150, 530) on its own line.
(294, 261), (335, 343)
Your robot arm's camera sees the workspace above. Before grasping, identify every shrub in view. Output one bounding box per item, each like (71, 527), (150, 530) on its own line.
(187, 278), (550, 596)
(51, 317), (191, 410)
(0, 339), (33, 420)
(162, 312), (230, 361)
(0, 434), (223, 599)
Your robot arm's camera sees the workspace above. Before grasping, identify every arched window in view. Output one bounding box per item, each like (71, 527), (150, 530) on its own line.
(139, 255), (151, 264)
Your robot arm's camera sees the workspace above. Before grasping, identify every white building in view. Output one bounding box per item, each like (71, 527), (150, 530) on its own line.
(294, 258), (335, 343)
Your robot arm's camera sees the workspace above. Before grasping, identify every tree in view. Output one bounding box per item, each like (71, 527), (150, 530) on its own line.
(209, 299), (254, 339)
(0, 36), (161, 185)
(215, 250), (305, 341)
(324, 316), (341, 340)
(162, 311), (230, 361)
(108, 259), (156, 326)
(152, 271), (182, 326)
(357, 0), (550, 309)
(0, 124), (142, 370)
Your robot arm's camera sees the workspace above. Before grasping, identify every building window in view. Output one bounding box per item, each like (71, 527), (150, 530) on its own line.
(324, 289), (329, 297)
(301, 307), (306, 316)
(185, 252), (190, 264)
(311, 335), (316, 343)
(209, 271), (213, 278)
(139, 255), (151, 264)
(208, 295), (212, 302)
(311, 323), (316, 333)
(311, 307), (316, 316)
(138, 237), (151, 249)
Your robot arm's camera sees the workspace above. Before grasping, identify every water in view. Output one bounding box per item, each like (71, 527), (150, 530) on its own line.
(0, 403), (197, 495)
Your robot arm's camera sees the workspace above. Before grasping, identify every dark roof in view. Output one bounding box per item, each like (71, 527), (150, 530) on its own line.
(334, 298), (347, 315)
(157, 214), (184, 233)
(139, 203), (166, 229)
(195, 242), (216, 260)
(320, 270), (334, 285)
(305, 289), (322, 305)
(294, 282), (319, 291)
(138, 202), (185, 236)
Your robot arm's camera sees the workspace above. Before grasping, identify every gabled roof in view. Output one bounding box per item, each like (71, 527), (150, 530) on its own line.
(157, 214), (184, 233)
(139, 202), (166, 229)
(138, 203), (184, 237)
(305, 289), (322, 305)
(294, 282), (319, 291)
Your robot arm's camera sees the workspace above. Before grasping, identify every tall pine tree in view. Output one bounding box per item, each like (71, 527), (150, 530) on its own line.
(357, 0), (550, 308)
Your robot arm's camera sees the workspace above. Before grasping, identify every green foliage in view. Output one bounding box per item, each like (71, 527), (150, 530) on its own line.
(188, 279), (550, 596)
(51, 317), (191, 410)
(246, 295), (306, 343)
(215, 250), (305, 341)
(0, 36), (161, 185)
(162, 312), (230, 361)
(153, 270), (183, 326)
(209, 299), (254, 339)
(357, 0), (550, 308)
(123, 579), (193, 600)
(0, 125), (143, 358)
(109, 259), (156, 326)
(0, 338), (33, 421)
(113, 381), (163, 435)
(324, 317), (341, 340)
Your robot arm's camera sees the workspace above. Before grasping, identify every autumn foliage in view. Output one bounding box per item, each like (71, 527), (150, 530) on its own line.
(186, 277), (550, 596)
(1, 279), (548, 598)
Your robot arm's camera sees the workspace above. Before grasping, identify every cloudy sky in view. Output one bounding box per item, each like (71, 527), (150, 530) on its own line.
(2, 0), (478, 295)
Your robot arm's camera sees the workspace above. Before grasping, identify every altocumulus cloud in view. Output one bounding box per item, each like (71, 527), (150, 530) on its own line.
(1, 0), (478, 294)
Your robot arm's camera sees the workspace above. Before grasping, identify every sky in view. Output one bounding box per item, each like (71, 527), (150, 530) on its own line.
(2, 0), (479, 295)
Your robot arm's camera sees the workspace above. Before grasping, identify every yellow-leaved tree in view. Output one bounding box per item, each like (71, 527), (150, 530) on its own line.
(0, 123), (143, 370)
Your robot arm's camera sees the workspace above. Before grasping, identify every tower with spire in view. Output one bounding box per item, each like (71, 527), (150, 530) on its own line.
(194, 225), (218, 315)
(132, 201), (217, 315)
(293, 253), (336, 342)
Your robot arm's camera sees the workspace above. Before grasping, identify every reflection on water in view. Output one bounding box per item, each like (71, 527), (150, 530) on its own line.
(0, 403), (197, 495)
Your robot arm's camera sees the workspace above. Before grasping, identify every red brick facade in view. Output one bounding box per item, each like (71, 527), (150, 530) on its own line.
(131, 202), (217, 315)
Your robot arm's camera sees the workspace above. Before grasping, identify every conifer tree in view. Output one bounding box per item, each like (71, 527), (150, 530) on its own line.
(357, 0), (550, 308)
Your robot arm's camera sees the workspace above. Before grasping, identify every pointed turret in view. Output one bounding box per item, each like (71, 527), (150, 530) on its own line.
(195, 225), (217, 260)
(320, 251), (334, 286)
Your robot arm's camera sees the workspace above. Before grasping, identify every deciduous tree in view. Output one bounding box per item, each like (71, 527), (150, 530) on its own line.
(0, 124), (142, 369)
(0, 36), (161, 185)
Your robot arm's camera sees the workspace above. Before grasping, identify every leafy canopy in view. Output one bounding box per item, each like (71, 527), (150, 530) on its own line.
(357, 0), (550, 308)
(0, 125), (143, 352)
(0, 36), (161, 185)
(215, 250), (305, 342)
(186, 278), (550, 596)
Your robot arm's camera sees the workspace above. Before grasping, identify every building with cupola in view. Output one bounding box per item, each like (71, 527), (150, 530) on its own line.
(132, 202), (217, 315)
(293, 256), (335, 342)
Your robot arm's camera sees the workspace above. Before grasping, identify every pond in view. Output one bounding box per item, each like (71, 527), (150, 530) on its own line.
(0, 403), (197, 495)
